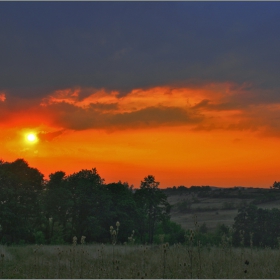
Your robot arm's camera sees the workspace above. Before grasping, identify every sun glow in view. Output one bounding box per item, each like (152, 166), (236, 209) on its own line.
(26, 133), (38, 143)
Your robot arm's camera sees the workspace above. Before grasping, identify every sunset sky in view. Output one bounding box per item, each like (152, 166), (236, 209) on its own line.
(1, 2), (280, 188)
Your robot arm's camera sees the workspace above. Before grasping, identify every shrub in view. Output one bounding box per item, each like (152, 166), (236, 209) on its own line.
(34, 231), (46, 245)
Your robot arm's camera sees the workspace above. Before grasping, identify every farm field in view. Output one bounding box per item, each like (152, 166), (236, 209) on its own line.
(169, 208), (239, 231)
(166, 187), (280, 231)
(1, 243), (280, 278)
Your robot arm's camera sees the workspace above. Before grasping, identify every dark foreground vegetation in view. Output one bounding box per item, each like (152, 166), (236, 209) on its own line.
(1, 158), (280, 249)
(1, 243), (280, 278)
(0, 159), (174, 246)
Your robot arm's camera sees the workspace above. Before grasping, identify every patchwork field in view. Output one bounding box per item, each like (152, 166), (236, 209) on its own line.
(166, 187), (280, 231)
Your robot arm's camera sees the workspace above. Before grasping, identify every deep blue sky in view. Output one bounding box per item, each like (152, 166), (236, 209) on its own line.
(0, 2), (280, 97)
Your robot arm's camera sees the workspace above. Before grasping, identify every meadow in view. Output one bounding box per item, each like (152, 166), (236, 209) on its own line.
(1, 164), (280, 279)
(167, 187), (280, 232)
(1, 241), (280, 278)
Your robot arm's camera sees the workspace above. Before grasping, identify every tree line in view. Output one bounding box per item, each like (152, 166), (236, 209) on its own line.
(232, 204), (280, 248)
(0, 158), (183, 245)
(1, 158), (280, 248)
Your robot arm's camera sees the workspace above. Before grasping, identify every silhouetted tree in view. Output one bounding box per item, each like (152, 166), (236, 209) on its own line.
(134, 175), (171, 244)
(233, 204), (280, 247)
(43, 171), (72, 243)
(65, 168), (110, 242)
(105, 182), (137, 243)
(270, 181), (280, 190)
(0, 159), (44, 244)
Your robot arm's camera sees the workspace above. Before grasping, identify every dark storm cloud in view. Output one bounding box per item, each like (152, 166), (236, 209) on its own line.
(88, 102), (119, 112)
(43, 102), (203, 131)
(37, 130), (65, 142)
(192, 99), (246, 111)
(0, 2), (280, 98)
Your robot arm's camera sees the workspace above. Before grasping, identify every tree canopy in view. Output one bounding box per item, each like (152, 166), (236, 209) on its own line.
(270, 181), (280, 190)
(0, 159), (176, 245)
(2, 158), (278, 247)
(0, 159), (44, 244)
(134, 175), (171, 244)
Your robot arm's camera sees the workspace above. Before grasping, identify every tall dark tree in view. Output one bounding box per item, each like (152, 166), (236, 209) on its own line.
(270, 181), (280, 190)
(66, 168), (111, 242)
(233, 204), (280, 247)
(0, 159), (44, 244)
(43, 171), (72, 243)
(134, 175), (171, 244)
(105, 182), (137, 242)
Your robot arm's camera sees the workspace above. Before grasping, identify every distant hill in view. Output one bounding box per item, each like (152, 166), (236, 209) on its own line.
(163, 186), (280, 231)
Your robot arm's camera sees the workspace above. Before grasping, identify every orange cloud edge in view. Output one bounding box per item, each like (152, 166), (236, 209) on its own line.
(1, 83), (280, 189)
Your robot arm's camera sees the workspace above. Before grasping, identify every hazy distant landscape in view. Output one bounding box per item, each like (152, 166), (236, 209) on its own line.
(166, 187), (280, 231)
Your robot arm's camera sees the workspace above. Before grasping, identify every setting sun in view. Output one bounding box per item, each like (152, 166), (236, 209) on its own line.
(26, 133), (38, 143)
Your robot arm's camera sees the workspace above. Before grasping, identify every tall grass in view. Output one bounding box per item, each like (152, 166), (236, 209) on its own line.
(1, 242), (280, 278)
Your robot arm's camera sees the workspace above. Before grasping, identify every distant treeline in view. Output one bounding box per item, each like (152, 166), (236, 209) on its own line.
(164, 185), (212, 193)
(1, 158), (280, 248)
(164, 184), (280, 201)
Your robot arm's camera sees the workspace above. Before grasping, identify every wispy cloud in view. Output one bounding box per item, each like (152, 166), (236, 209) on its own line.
(0, 93), (6, 102)
(2, 83), (280, 138)
(37, 130), (66, 141)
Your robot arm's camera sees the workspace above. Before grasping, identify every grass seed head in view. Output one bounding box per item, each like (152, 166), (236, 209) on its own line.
(72, 236), (77, 246)
(81, 235), (86, 244)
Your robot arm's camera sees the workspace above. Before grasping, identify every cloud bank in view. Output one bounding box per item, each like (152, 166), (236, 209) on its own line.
(1, 84), (280, 139)
(1, 2), (280, 140)
(0, 2), (280, 98)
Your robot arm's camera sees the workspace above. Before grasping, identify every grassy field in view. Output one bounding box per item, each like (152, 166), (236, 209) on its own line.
(1, 243), (280, 278)
(167, 193), (237, 230)
(1, 188), (280, 278)
(167, 188), (280, 231)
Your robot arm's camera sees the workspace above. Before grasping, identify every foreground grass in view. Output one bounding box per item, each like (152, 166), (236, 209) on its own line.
(1, 243), (280, 278)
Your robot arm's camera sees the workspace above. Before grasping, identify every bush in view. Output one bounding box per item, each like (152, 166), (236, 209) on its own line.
(156, 220), (185, 244)
(222, 201), (235, 209)
(34, 231), (46, 244)
(199, 222), (208, 234)
(175, 199), (192, 212)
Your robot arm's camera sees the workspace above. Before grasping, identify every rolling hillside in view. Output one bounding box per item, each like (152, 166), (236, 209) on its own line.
(165, 187), (280, 231)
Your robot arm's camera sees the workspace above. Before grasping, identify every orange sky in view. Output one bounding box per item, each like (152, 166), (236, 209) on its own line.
(1, 83), (280, 188)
